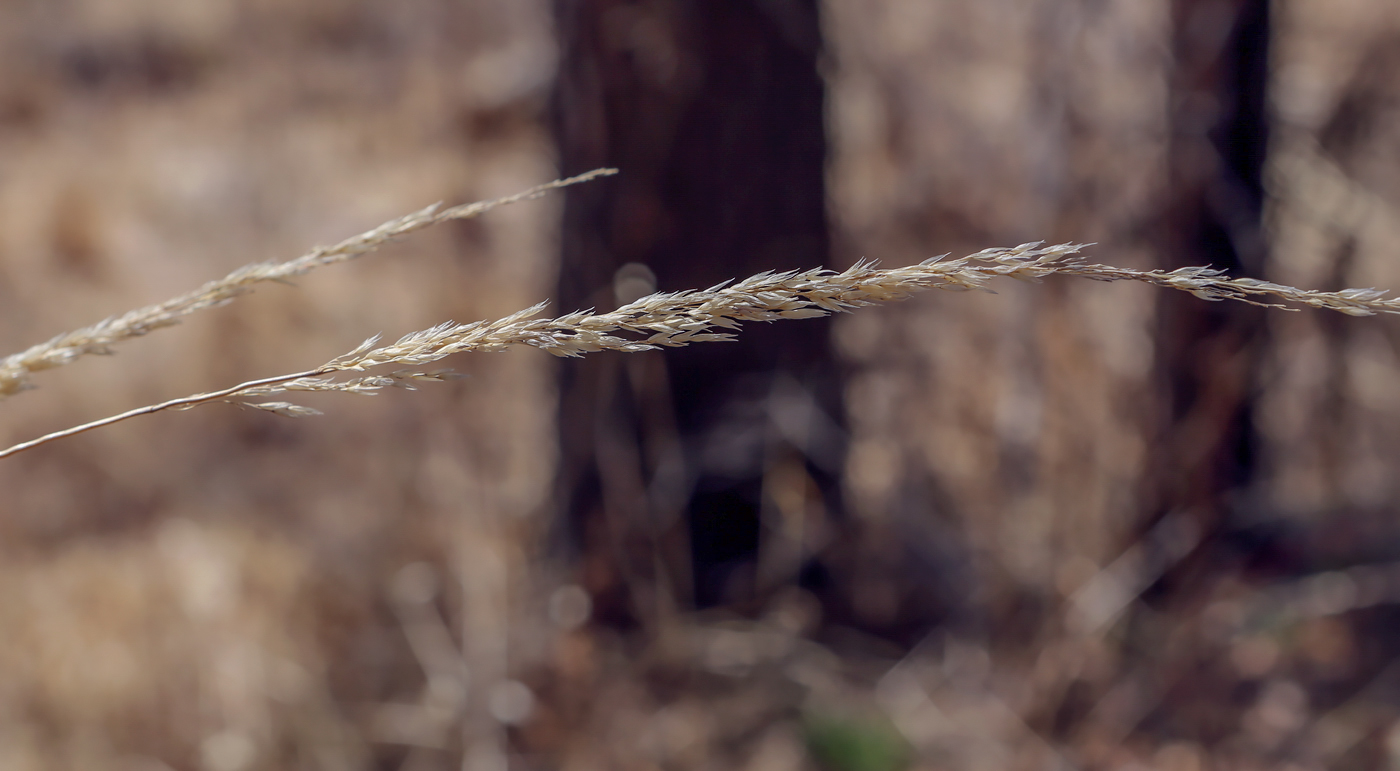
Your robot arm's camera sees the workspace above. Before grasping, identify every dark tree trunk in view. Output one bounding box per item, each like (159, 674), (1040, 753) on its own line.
(550, 0), (841, 623)
(1149, 0), (1270, 583)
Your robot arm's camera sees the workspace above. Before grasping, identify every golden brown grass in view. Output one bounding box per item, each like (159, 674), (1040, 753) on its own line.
(3, 176), (1398, 460)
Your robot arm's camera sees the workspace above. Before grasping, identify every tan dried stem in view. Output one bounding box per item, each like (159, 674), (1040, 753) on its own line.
(5, 240), (1397, 459)
(0, 168), (618, 400)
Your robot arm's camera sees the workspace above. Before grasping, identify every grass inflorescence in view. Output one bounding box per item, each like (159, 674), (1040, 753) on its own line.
(2, 172), (1397, 459)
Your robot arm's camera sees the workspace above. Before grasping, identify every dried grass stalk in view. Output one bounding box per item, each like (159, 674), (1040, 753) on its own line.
(4, 240), (1397, 459)
(0, 168), (617, 400)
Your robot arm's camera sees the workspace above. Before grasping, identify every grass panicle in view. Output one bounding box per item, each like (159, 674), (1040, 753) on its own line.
(4, 237), (1397, 459)
(0, 168), (617, 400)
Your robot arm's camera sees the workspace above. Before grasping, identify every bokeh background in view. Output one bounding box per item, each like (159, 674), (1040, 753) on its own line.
(2, 0), (1400, 769)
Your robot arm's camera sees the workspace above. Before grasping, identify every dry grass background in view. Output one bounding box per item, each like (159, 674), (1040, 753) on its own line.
(3, 1), (1400, 770)
(822, 0), (1400, 769)
(0, 2), (566, 769)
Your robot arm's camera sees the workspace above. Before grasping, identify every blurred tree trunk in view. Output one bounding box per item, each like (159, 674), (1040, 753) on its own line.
(1147, 0), (1270, 581)
(550, 0), (842, 623)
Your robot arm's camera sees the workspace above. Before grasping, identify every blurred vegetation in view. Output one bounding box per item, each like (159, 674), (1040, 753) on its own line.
(803, 713), (909, 771)
(1, 0), (1400, 770)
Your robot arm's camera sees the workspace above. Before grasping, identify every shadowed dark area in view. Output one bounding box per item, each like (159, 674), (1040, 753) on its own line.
(552, 0), (847, 618)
